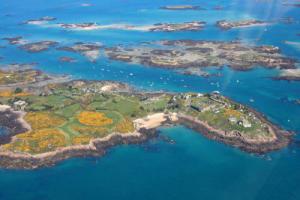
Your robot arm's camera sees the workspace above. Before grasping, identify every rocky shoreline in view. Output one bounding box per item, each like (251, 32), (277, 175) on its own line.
(177, 113), (292, 154)
(0, 129), (157, 169)
(0, 110), (292, 169)
(0, 106), (30, 145)
(0, 75), (294, 169)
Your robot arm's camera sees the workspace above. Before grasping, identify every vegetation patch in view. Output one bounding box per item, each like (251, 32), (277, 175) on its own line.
(115, 118), (135, 133)
(0, 90), (31, 97)
(25, 112), (66, 129)
(4, 129), (66, 154)
(71, 134), (93, 145)
(77, 111), (113, 127)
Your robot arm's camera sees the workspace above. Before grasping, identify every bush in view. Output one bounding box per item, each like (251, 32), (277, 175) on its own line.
(14, 88), (23, 94)
(25, 112), (66, 129)
(77, 111), (113, 126)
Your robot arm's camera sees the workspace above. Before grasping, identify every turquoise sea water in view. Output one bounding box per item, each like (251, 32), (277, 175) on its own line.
(0, 0), (300, 199)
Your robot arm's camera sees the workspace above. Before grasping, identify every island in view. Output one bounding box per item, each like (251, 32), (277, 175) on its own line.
(0, 68), (292, 169)
(104, 40), (296, 74)
(160, 5), (201, 10)
(216, 20), (267, 30)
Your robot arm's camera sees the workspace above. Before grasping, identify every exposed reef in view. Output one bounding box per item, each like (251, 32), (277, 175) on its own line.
(57, 21), (206, 32)
(58, 23), (100, 30)
(149, 21), (206, 32)
(57, 42), (102, 62)
(59, 56), (77, 63)
(2, 36), (26, 45)
(105, 40), (296, 73)
(20, 41), (58, 53)
(22, 16), (56, 25)
(3, 37), (58, 53)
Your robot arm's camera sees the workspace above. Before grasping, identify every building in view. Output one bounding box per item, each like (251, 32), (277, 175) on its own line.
(190, 105), (202, 112)
(237, 119), (252, 128)
(228, 117), (237, 123)
(13, 100), (27, 111)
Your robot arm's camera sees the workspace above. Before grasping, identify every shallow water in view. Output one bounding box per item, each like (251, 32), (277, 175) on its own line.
(0, 0), (299, 199)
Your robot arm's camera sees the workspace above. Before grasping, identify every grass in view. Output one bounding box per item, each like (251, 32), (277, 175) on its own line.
(55, 103), (82, 118)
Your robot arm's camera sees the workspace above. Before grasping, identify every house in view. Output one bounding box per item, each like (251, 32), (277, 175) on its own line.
(243, 120), (252, 128)
(13, 100), (27, 111)
(237, 119), (252, 128)
(228, 117), (237, 123)
(190, 105), (202, 112)
(184, 94), (192, 100)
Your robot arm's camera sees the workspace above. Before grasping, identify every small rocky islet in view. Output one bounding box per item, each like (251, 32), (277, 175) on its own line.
(274, 69), (300, 81)
(216, 20), (267, 30)
(2, 37), (58, 53)
(22, 16), (56, 25)
(160, 5), (202, 10)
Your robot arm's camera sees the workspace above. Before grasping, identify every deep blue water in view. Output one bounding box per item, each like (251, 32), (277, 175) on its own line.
(0, 127), (9, 136)
(0, 0), (299, 199)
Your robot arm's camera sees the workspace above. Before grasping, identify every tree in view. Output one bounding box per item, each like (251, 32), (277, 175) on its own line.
(14, 87), (23, 94)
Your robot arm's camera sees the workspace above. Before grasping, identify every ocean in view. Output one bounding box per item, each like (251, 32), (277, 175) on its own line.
(0, 0), (299, 199)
